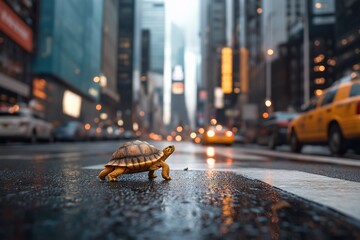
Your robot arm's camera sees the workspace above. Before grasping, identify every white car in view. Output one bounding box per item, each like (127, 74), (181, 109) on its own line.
(0, 107), (54, 143)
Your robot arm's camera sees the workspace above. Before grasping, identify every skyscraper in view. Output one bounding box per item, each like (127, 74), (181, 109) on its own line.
(170, 23), (188, 127)
(117, 0), (142, 131)
(141, 0), (165, 74)
(32, 0), (103, 124)
(101, 0), (120, 122)
(203, 0), (227, 125)
(141, 0), (165, 131)
(335, 0), (360, 78)
(0, 0), (37, 107)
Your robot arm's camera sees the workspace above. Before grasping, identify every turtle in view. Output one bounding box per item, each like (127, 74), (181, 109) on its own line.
(98, 140), (175, 182)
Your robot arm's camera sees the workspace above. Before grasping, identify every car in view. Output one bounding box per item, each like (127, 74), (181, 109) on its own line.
(0, 106), (54, 143)
(122, 130), (138, 140)
(102, 124), (121, 140)
(202, 125), (234, 145)
(256, 112), (298, 149)
(234, 130), (246, 144)
(54, 121), (87, 141)
(288, 73), (360, 155)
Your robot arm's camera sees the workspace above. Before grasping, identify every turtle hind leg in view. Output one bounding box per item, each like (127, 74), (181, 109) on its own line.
(148, 170), (157, 179)
(108, 167), (126, 182)
(98, 166), (114, 180)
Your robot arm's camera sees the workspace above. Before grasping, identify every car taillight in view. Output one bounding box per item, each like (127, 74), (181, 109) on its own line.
(357, 101), (360, 115)
(276, 121), (289, 127)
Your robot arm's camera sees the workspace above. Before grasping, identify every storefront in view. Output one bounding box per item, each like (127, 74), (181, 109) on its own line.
(31, 76), (99, 127)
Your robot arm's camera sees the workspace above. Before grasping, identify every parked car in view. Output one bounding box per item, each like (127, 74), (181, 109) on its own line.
(202, 125), (234, 145)
(256, 112), (298, 149)
(234, 130), (246, 144)
(0, 106), (54, 143)
(54, 121), (87, 141)
(122, 130), (138, 140)
(288, 73), (360, 155)
(102, 124), (121, 140)
(86, 126), (103, 141)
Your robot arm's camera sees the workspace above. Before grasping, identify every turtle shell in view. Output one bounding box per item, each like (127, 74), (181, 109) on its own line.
(105, 140), (164, 169)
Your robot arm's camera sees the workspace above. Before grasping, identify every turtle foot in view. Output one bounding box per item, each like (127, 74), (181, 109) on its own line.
(98, 176), (105, 182)
(108, 176), (118, 182)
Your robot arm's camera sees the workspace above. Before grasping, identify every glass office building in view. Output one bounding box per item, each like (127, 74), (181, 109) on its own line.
(32, 0), (103, 124)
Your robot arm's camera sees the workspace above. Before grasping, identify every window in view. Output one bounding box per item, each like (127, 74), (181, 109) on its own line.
(118, 53), (130, 66)
(302, 97), (319, 112)
(321, 88), (337, 106)
(119, 38), (131, 49)
(349, 83), (360, 97)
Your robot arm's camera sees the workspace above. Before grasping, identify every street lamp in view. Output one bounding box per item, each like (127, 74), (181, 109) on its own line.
(266, 49), (273, 111)
(265, 99), (272, 107)
(267, 48), (274, 56)
(265, 3), (274, 113)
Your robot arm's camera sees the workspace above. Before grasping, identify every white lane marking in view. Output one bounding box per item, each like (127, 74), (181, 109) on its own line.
(84, 163), (360, 221)
(234, 148), (360, 167)
(232, 168), (360, 221)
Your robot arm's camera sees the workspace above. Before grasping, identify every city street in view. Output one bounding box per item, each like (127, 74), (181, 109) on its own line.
(0, 140), (359, 239)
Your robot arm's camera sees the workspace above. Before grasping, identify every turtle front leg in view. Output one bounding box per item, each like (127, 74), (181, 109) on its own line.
(160, 162), (171, 180)
(108, 167), (126, 182)
(148, 170), (157, 179)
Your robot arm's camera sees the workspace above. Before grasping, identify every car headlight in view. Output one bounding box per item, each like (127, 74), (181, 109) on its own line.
(225, 131), (233, 137)
(207, 130), (215, 138)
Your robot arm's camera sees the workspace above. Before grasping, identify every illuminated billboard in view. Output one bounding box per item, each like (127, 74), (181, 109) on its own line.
(172, 82), (184, 94)
(172, 65), (184, 81)
(221, 47), (232, 94)
(62, 90), (81, 118)
(0, 0), (33, 52)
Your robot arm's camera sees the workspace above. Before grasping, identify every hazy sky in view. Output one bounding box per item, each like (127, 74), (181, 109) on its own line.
(168, 0), (200, 53)
(164, 0), (200, 127)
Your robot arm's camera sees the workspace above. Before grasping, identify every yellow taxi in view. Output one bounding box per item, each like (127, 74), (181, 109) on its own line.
(288, 73), (360, 155)
(202, 125), (234, 145)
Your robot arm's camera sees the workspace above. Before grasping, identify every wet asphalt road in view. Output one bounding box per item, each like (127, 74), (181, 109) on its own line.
(0, 141), (360, 239)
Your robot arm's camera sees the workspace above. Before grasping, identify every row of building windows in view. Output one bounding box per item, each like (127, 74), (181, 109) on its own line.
(0, 32), (30, 82)
(4, 0), (36, 27)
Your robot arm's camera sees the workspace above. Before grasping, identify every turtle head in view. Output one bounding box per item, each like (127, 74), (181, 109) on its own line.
(162, 145), (175, 159)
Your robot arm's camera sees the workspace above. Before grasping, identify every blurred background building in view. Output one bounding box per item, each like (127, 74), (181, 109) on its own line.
(101, 0), (120, 127)
(1, 0), (359, 137)
(0, 0), (37, 107)
(117, 0), (140, 132)
(32, 0), (103, 126)
(170, 23), (188, 127)
(139, 0), (165, 134)
(335, 1), (360, 78)
(199, 0), (359, 134)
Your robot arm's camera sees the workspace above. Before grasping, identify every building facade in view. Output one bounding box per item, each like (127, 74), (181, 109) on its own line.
(139, 0), (165, 132)
(117, 0), (142, 131)
(101, 0), (120, 124)
(32, 0), (103, 126)
(244, 0), (264, 119)
(287, 0), (336, 109)
(0, 0), (37, 107)
(203, 0), (227, 125)
(335, 0), (360, 78)
(141, 0), (165, 74)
